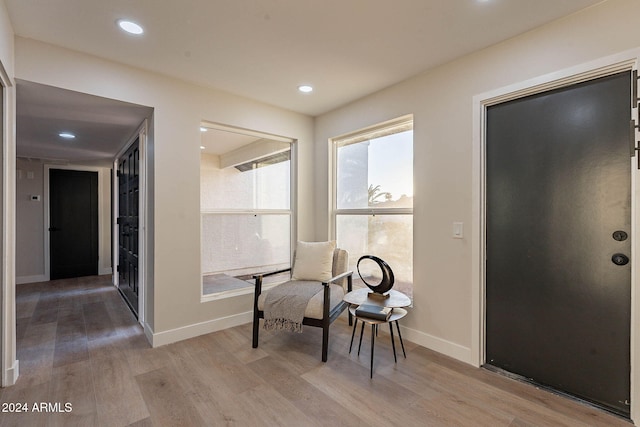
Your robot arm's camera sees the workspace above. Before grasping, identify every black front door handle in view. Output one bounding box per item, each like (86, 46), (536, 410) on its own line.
(612, 253), (629, 266)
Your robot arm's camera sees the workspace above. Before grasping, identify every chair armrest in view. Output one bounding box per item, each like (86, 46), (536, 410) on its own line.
(253, 267), (292, 281)
(322, 270), (353, 287)
(253, 267), (292, 300)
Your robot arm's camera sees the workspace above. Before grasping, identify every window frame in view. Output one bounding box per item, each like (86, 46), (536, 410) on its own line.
(330, 115), (414, 286)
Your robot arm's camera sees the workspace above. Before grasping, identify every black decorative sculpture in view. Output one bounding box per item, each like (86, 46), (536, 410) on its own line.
(357, 255), (394, 295)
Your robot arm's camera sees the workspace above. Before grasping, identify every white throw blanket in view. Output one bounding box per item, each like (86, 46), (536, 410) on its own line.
(263, 281), (323, 333)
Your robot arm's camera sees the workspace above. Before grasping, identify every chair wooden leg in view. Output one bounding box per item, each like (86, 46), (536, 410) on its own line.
(322, 324), (329, 362)
(252, 312), (260, 348)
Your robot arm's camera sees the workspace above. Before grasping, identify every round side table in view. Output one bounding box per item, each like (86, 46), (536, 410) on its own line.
(348, 305), (408, 378)
(343, 288), (411, 308)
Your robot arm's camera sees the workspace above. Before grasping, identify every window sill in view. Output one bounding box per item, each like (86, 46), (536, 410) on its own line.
(200, 281), (281, 303)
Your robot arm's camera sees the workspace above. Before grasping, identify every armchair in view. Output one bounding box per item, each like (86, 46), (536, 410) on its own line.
(252, 246), (353, 362)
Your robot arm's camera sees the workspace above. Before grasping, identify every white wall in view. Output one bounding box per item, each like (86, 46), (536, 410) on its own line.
(15, 158), (43, 280)
(315, 0), (640, 361)
(13, 36), (314, 340)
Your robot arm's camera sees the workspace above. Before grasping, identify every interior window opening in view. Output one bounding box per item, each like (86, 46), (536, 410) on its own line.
(200, 123), (294, 299)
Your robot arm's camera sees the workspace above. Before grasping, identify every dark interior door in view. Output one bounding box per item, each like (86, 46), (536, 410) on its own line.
(118, 138), (140, 316)
(50, 169), (99, 280)
(486, 72), (631, 416)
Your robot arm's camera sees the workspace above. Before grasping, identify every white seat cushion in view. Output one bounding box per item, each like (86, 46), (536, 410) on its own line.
(258, 281), (345, 320)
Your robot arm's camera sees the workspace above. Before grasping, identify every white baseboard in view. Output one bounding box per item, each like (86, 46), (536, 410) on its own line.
(143, 322), (154, 346)
(147, 311), (253, 347)
(15, 274), (47, 285)
(400, 325), (472, 365)
(3, 359), (19, 387)
(99, 267), (113, 276)
(141, 310), (471, 366)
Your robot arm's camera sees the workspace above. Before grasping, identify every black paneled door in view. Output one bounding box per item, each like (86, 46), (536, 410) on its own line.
(486, 72), (632, 416)
(50, 169), (98, 280)
(118, 138), (140, 316)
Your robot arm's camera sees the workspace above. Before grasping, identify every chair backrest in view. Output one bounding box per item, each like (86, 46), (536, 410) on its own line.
(332, 248), (349, 290)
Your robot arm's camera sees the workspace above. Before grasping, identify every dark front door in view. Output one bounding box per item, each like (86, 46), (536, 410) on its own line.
(118, 138), (140, 315)
(50, 169), (99, 280)
(486, 72), (632, 416)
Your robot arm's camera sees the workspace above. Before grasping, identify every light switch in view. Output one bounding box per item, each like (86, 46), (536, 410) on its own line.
(453, 222), (463, 239)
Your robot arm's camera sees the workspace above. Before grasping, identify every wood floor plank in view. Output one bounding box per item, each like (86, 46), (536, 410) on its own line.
(48, 360), (98, 427)
(29, 295), (59, 326)
(17, 321), (57, 354)
(0, 381), (51, 427)
(248, 355), (364, 426)
(237, 383), (318, 427)
(125, 417), (154, 427)
(301, 353), (434, 427)
(83, 301), (118, 341)
(52, 335), (89, 368)
(182, 346), (264, 395)
(135, 366), (208, 427)
(95, 379), (150, 427)
(163, 348), (266, 425)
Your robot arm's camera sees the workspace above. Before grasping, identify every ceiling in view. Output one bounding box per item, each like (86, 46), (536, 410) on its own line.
(200, 126), (261, 156)
(6, 0), (605, 164)
(16, 80), (152, 165)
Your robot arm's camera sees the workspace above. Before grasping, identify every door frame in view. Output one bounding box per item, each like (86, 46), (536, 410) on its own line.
(43, 165), (105, 281)
(0, 58), (17, 387)
(472, 48), (640, 420)
(113, 120), (147, 325)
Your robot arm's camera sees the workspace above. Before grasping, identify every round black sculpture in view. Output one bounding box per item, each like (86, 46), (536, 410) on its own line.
(357, 255), (394, 294)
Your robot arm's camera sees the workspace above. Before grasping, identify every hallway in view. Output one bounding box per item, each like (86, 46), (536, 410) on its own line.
(4, 275), (149, 426)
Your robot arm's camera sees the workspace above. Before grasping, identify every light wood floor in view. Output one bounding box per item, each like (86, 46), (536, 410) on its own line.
(0, 276), (631, 427)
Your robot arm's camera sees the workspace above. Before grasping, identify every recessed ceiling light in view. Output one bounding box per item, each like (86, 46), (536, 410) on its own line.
(200, 127), (208, 132)
(58, 132), (75, 139)
(118, 20), (144, 35)
(200, 146), (206, 150)
(298, 85), (313, 93)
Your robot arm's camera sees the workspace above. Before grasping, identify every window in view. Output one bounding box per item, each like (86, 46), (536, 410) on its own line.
(201, 125), (294, 298)
(332, 116), (413, 297)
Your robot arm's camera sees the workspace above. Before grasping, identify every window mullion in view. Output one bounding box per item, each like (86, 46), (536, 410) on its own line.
(335, 208), (413, 216)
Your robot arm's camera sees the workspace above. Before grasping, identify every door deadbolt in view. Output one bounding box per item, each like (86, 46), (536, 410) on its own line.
(612, 253), (629, 266)
(612, 230), (628, 241)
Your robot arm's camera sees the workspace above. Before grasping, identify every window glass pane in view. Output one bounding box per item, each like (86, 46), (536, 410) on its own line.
(202, 213), (291, 275)
(201, 152), (290, 210)
(336, 214), (413, 298)
(336, 130), (413, 210)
